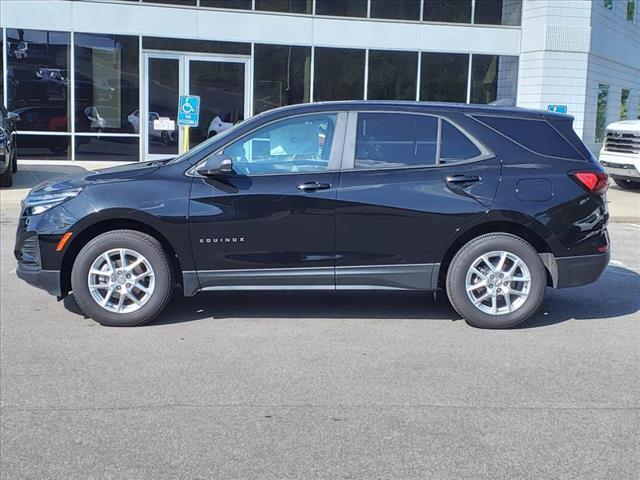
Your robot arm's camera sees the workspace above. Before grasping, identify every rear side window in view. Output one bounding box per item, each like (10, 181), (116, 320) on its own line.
(476, 116), (583, 159)
(355, 113), (438, 169)
(440, 120), (482, 163)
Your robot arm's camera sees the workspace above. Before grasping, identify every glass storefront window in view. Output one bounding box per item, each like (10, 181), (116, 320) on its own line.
(142, 37), (250, 55)
(315, 0), (367, 17)
(474, 0), (522, 26)
(16, 134), (71, 160)
(74, 33), (139, 134)
(470, 54), (518, 105)
(370, 0), (420, 20)
(313, 47), (365, 101)
(423, 0), (471, 23)
(420, 52), (469, 103)
(367, 50), (418, 101)
(200, 0), (252, 9)
(254, 44), (311, 114)
(141, 0), (197, 5)
(75, 136), (140, 162)
(6, 29), (71, 132)
(188, 60), (246, 148)
(255, 0), (312, 14)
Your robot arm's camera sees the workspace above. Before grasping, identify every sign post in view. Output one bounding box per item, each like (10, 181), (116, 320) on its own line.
(177, 95), (200, 153)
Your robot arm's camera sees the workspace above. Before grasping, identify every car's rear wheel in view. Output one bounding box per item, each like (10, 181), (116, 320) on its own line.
(613, 178), (640, 190)
(71, 230), (174, 326)
(446, 233), (546, 329)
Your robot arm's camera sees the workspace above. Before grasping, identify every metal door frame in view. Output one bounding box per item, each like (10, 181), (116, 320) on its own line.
(142, 51), (252, 161)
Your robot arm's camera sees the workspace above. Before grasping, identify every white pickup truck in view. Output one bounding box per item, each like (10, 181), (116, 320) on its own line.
(598, 120), (640, 190)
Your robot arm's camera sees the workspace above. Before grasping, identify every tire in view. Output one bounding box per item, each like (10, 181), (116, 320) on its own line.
(0, 165), (12, 188)
(11, 148), (17, 173)
(614, 178), (640, 190)
(446, 233), (546, 329)
(71, 230), (174, 327)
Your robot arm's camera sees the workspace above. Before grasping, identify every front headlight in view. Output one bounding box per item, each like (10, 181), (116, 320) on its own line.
(22, 187), (83, 216)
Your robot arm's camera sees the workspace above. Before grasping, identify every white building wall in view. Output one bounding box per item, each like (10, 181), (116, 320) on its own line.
(517, 0), (640, 153)
(517, 0), (593, 142)
(584, 0), (640, 152)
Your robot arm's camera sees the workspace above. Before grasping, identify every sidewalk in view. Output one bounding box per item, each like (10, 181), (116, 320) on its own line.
(1, 162), (639, 222)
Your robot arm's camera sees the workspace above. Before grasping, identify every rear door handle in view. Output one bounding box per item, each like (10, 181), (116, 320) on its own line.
(446, 174), (481, 184)
(297, 181), (331, 192)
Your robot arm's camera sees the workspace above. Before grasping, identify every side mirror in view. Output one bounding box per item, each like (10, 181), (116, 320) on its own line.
(196, 154), (233, 177)
(6, 112), (20, 122)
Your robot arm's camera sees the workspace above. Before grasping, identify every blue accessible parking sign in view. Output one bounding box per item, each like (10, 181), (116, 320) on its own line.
(547, 104), (568, 114)
(178, 95), (201, 127)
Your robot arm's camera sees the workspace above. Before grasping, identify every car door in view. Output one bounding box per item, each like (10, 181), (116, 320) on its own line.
(335, 110), (500, 290)
(189, 111), (347, 290)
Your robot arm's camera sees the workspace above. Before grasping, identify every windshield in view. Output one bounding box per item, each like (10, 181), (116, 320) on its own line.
(166, 122), (244, 165)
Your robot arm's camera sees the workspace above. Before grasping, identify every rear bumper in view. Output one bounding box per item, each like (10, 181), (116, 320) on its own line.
(16, 265), (62, 297)
(555, 252), (609, 288)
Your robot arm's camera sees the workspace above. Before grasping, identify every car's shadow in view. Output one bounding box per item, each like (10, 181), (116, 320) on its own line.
(63, 265), (639, 329)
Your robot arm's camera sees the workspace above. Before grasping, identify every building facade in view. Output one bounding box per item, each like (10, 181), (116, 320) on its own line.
(0, 0), (638, 162)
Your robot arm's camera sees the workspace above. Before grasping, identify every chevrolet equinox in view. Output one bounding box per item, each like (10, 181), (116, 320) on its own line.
(15, 101), (610, 328)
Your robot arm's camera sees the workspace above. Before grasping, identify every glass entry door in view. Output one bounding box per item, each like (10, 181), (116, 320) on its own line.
(143, 53), (250, 160)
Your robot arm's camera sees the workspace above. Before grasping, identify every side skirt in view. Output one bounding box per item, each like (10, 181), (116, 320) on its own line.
(182, 264), (440, 296)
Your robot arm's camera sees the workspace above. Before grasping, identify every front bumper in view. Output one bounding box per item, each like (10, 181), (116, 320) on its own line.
(555, 252), (610, 288)
(16, 265), (62, 297)
(599, 153), (640, 182)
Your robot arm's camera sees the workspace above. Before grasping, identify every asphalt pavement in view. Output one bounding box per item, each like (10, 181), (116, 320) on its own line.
(1, 213), (639, 479)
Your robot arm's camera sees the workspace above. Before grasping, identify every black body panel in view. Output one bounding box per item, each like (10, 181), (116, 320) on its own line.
(13, 101), (610, 299)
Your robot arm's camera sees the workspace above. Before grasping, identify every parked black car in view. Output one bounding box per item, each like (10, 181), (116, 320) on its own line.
(14, 101), (610, 328)
(1, 105), (19, 187)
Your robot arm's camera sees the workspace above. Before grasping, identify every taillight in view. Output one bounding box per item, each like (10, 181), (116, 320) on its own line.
(570, 171), (609, 194)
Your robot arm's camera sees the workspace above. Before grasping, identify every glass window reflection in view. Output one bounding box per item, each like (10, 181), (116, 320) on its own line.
(423, 0), (471, 23)
(74, 33), (139, 133)
(471, 54), (518, 105)
(6, 29), (71, 132)
(370, 0), (420, 20)
(200, 0), (252, 9)
(420, 52), (469, 102)
(254, 44), (311, 114)
(313, 47), (365, 101)
(367, 50), (418, 101)
(474, 0), (522, 26)
(17, 134), (71, 160)
(255, 0), (312, 14)
(75, 136), (140, 162)
(315, 0), (367, 17)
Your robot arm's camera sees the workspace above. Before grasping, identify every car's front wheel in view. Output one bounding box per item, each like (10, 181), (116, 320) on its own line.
(71, 230), (174, 326)
(446, 233), (546, 329)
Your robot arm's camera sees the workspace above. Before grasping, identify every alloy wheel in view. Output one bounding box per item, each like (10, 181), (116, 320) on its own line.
(465, 250), (531, 315)
(87, 248), (156, 313)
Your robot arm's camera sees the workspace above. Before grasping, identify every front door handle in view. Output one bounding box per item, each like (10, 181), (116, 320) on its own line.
(297, 181), (331, 192)
(446, 174), (481, 184)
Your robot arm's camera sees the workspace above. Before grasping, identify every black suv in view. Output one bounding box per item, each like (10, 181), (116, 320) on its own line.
(15, 101), (610, 328)
(1, 105), (19, 187)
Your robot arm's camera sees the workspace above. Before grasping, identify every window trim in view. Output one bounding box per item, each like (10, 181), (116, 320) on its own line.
(341, 110), (493, 171)
(189, 111), (348, 178)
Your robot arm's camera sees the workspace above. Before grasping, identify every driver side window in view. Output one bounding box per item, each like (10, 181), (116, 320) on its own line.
(224, 113), (337, 175)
